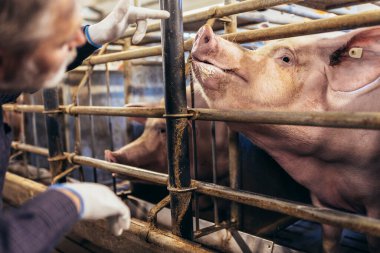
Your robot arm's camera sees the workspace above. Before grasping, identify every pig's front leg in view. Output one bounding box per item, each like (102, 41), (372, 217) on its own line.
(311, 195), (343, 253)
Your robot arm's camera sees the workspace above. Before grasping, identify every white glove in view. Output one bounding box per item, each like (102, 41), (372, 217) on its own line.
(88, 0), (170, 45)
(51, 183), (130, 236)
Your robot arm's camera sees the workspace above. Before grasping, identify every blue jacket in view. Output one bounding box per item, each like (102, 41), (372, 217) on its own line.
(0, 42), (98, 253)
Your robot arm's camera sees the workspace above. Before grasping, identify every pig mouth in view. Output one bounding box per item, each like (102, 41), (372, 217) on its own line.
(192, 57), (247, 88)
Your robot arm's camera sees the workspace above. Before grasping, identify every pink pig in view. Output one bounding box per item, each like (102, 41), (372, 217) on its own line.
(192, 25), (380, 253)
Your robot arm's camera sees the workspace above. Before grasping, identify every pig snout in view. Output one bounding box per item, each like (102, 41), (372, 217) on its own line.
(105, 150), (119, 163)
(191, 25), (248, 92)
(192, 25), (218, 62)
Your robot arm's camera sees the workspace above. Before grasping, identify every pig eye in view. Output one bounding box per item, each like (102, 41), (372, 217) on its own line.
(282, 56), (291, 63)
(158, 128), (166, 134)
(274, 48), (295, 66)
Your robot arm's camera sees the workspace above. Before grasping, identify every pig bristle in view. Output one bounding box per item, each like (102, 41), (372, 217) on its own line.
(329, 44), (348, 66)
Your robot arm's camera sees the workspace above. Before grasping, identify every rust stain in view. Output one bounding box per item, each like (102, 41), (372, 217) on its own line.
(173, 118), (188, 187)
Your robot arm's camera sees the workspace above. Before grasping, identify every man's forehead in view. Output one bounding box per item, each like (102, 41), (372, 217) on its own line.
(48, 0), (81, 38)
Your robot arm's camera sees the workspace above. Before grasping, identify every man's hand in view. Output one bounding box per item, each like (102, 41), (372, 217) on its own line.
(88, 0), (170, 45)
(52, 183), (130, 236)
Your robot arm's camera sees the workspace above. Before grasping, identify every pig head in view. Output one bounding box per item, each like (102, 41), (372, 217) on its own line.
(105, 92), (229, 182)
(192, 25), (380, 253)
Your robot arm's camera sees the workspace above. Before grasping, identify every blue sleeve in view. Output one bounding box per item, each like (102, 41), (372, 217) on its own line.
(0, 190), (79, 253)
(67, 41), (99, 71)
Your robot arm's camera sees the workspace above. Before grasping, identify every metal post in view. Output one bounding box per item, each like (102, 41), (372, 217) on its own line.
(43, 87), (66, 181)
(160, 0), (193, 239)
(224, 0), (241, 228)
(87, 69), (98, 182)
(123, 39), (134, 143)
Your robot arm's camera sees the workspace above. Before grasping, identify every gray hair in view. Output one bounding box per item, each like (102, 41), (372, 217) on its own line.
(0, 0), (54, 81)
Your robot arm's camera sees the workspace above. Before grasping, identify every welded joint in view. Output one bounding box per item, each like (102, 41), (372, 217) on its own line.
(66, 153), (77, 164)
(65, 104), (77, 115)
(188, 109), (200, 120)
(167, 185), (197, 193)
(147, 195), (171, 229)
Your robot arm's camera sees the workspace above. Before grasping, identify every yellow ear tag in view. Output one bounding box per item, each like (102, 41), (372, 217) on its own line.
(349, 47), (363, 59)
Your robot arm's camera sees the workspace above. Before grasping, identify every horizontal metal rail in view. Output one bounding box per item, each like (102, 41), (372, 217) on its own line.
(5, 104), (380, 130)
(122, 0), (302, 39)
(11, 142), (380, 238)
(86, 10), (380, 64)
(3, 173), (214, 253)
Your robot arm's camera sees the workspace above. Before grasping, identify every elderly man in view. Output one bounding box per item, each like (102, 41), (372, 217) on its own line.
(0, 0), (169, 252)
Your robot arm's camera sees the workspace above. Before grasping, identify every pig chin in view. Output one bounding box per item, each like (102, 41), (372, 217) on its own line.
(192, 60), (244, 93)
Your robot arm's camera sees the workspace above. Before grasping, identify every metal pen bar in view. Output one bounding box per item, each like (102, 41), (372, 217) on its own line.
(19, 95), (30, 178)
(123, 39), (134, 143)
(87, 10), (380, 65)
(87, 69), (98, 183)
(189, 59), (201, 231)
(210, 121), (219, 225)
(64, 106), (165, 117)
(160, 0), (193, 239)
(12, 142), (380, 238)
(30, 95), (41, 177)
(7, 104), (380, 130)
(122, 0), (302, 38)
(42, 88), (67, 180)
(224, 0), (241, 229)
(2, 104), (44, 113)
(105, 62), (116, 189)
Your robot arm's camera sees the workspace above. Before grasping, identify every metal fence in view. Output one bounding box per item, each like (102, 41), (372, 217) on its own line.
(3, 0), (380, 251)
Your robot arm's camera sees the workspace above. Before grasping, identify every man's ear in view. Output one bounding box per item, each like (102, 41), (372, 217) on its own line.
(322, 26), (380, 93)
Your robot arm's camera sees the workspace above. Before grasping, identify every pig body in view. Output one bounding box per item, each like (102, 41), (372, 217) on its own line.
(192, 25), (380, 253)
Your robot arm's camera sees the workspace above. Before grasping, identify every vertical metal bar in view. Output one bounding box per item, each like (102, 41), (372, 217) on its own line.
(62, 85), (72, 160)
(105, 66), (114, 151)
(160, 0), (193, 239)
(43, 87), (66, 181)
(105, 62), (117, 191)
(87, 69), (98, 182)
(123, 39), (134, 143)
(224, 0), (241, 228)
(189, 65), (200, 231)
(211, 121), (220, 225)
(30, 95), (41, 178)
(19, 95), (29, 177)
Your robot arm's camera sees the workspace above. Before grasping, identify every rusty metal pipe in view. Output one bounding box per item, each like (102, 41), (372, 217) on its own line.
(7, 104), (380, 130)
(161, 0), (193, 239)
(2, 104), (44, 113)
(224, 0), (241, 228)
(63, 105), (165, 118)
(11, 142), (380, 238)
(3, 173), (214, 253)
(122, 0), (302, 39)
(42, 88), (67, 180)
(86, 10), (380, 65)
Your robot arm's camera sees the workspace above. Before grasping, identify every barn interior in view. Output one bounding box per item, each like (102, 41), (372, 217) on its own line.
(2, 0), (380, 252)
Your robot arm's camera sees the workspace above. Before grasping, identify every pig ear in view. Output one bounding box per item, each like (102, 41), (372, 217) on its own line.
(128, 117), (147, 125)
(325, 26), (380, 93)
